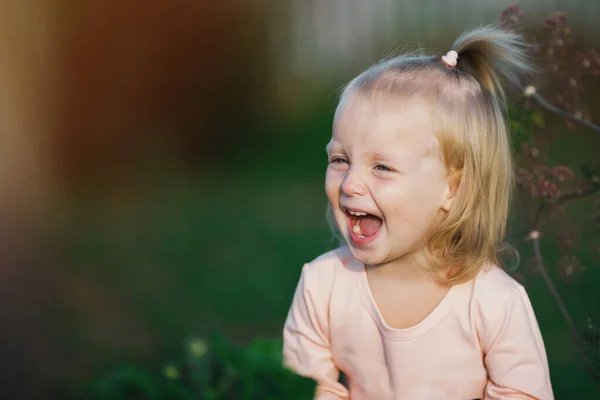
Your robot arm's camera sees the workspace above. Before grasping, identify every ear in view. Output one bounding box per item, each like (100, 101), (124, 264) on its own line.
(442, 169), (461, 212)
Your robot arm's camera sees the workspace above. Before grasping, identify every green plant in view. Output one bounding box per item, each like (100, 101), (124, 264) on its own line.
(499, 5), (600, 383)
(87, 334), (315, 400)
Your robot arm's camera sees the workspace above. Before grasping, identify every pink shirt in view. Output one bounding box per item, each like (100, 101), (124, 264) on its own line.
(283, 247), (554, 399)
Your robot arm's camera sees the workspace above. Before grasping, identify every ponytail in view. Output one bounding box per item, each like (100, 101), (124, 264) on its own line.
(448, 26), (534, 103)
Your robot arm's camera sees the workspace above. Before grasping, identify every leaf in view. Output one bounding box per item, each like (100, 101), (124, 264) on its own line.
(532, 112), (545, 128)
(91, 365), (161, 400)
(161, 381), (197, 400)
(245, 338), (283, 364)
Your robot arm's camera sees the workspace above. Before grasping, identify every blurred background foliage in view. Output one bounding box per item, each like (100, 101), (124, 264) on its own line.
(0, 0), (599, 399)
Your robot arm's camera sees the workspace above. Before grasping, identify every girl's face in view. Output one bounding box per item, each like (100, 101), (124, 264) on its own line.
(325, 94), (453, 267)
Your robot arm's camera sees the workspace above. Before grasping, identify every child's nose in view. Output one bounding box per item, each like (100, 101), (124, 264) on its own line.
(341, 169), (367, 196)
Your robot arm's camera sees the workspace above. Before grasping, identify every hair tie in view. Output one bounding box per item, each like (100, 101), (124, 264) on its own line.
(441, 50), (459, 67)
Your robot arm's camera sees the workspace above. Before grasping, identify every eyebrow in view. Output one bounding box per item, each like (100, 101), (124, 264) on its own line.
(371, 152), (394, 161)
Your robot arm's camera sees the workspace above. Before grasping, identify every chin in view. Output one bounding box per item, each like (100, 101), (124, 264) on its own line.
(345, 241), (389, 266)
(346, 238), (419, 268)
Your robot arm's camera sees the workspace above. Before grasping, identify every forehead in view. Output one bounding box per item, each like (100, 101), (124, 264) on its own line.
(330, 93), (439, 153)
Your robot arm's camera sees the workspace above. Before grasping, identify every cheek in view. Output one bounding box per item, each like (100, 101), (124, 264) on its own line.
(413, 163), (448, 206)
(325, 169), (341, 201)
(379, 177), (444, 219)
(373, 182), (407, 219)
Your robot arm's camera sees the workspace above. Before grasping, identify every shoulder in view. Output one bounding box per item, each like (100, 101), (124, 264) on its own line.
(302, 246), (351, 280)
(471, 263), (524, 306)
(469, 264), (530, 344)
(469, 264), (526, 324)
(300, 247), (353, 295)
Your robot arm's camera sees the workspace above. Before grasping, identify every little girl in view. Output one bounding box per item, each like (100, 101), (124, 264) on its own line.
(282, 26), (554, 399)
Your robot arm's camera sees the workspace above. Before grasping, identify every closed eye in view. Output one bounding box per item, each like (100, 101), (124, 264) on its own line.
(329, 157), (348, 164)
(374, 164), (393, 172)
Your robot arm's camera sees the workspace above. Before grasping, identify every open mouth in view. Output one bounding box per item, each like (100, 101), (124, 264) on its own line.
(344, 208), (383, 244)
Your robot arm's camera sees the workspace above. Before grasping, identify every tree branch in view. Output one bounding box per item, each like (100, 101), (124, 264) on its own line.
(525, 89), (600, 135)
(518, 177), (600, 237)
(531, 198), (545, 230)
(556, 180), (600, 204)
(529, 232), (600, 381)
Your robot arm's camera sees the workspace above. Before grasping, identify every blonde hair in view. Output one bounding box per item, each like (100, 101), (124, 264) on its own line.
(336, 26), (534, 285)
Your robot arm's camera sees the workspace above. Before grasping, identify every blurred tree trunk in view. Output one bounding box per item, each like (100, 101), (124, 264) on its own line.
(0, 1), (62, 398)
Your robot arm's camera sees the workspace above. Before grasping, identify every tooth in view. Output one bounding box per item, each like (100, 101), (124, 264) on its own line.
(350, 210), (367, 216)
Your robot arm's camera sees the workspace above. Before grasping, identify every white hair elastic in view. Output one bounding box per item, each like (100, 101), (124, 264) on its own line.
(441, 50), (459, 67)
